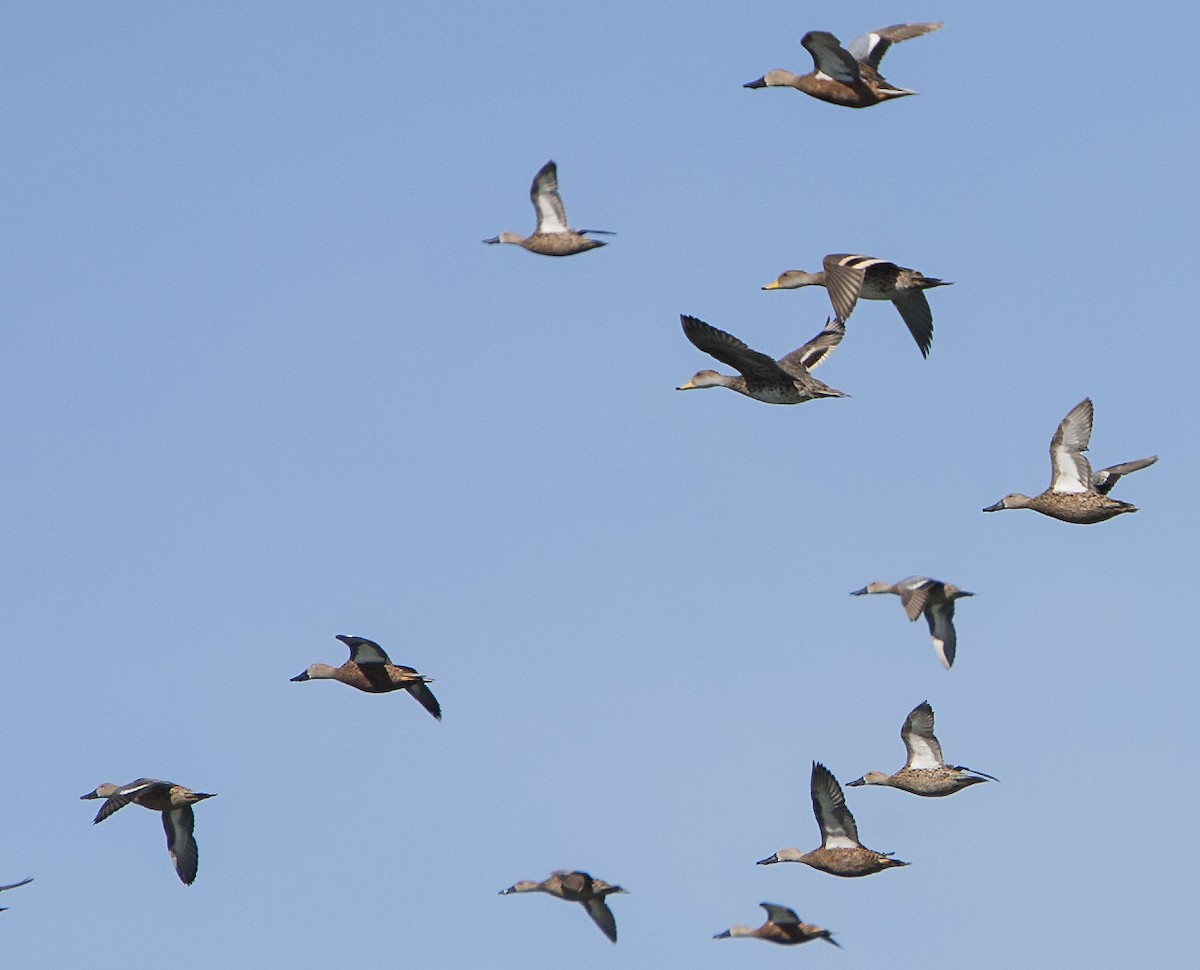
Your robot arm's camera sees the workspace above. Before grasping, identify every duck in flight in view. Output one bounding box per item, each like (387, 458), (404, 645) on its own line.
(484, 160), (613, 256)
(848, 701), (998, 796)
(291, 634), (442, 719)
(500, 870), (627, 943)
(757, 762), (908, 877)
(676, 314), (847, 404)
(983, 398), (1157, 523)
(745, 22), (944, 108)
(763, 254), (949, 357)
(850, 576), (974, 669)
(714, 902), (840, 947)
(81, 779), (215, 885)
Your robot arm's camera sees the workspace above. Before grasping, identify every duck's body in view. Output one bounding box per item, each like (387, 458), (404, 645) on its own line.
(676, 314), (846, 404)
(80, 779), (215, 885)
(745, 23), (943, 108)
(291, 634), (442, 719)
(763, 254), (949, 357)
(484, 160), (612, 257)
(714, 902), (840, 947)
(983, 399), (1156, 524)
(850, 576), (973, 669)
(757, 762), (907, 877)
(848, 701), (997, 797)
(500, 870), (627, 943)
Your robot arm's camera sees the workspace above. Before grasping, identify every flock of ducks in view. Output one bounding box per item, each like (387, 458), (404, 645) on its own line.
(470, 16), (1161, 951)
(3, 18), (1161, 954)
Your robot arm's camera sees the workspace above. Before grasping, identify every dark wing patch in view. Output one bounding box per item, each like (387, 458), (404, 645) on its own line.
(776, 317), (845, 376)
(162, 806), (199, 885)
(582, 898), (619, 943)
(407, 681), (443, 720)
(680, 315), (783, 380)
(891, 291), (934, 357)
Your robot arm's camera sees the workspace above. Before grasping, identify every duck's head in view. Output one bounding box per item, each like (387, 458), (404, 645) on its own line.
(983, 493), (1031, 512)
(743, 69), (799, 90)
(80, 783), (120, 801)
(763, 270), (820, 290)
(846, 771), (890, 787)
(677, 370), (725, 391)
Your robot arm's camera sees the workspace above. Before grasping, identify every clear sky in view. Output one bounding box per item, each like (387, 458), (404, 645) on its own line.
(4, 2), (1198, 967)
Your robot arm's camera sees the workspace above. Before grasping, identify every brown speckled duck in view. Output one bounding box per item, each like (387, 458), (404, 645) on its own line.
(714, 902), (840, 947)
(745, 23), (944, 108)
(483, 160), (613, 256)
(500, 870), (627, 943)
(757, 762), (908, 877)
(291, 635), (442, 719)
(676, 314), (847, 404)
(848, 701), (997, 796)
(983, 398), (1157, 524)
(763, 254), (949, 357)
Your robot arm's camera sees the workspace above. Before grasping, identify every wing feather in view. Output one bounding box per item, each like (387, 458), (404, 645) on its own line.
(1049, 399), (1096, 493)
(530, 160), (569, 234)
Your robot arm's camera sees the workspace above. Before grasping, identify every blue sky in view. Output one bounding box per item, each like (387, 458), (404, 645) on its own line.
(4, 2), (1198, 966)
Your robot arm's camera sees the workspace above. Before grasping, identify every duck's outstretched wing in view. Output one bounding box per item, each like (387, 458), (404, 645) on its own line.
(680, 315), (783, 381)
(925, 600), (958, 669)
(1049, 398), (1096, 493)
(892, 290), (934, 357)
(811, 762), (860, 849)
(846, 22), (944, 69)
(777, 317), (845, 376)
(338, 634), (393, 665)
(759, 902), (801, 926)
(821, 254), (882, 322)
(1092, 456), (1158, 494)
(162, 805), (200, 885)
(801, 32), (861, 84)
(530, 160), (569, 234)
(582, 897), (619, 943)
(406, 680), (443, 720)
(902, 701), (946, 768)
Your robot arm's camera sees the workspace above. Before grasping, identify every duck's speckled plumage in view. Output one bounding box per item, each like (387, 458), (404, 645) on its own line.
(745, 23), (944, 109)
(848, 701), (997, 796)
(757, 762), (908, 877)
(983, 398), (1157, 524)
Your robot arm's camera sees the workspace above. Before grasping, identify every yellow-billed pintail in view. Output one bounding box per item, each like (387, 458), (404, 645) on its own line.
(763, 254), (949, 357)
(676, 314), (847, 404)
